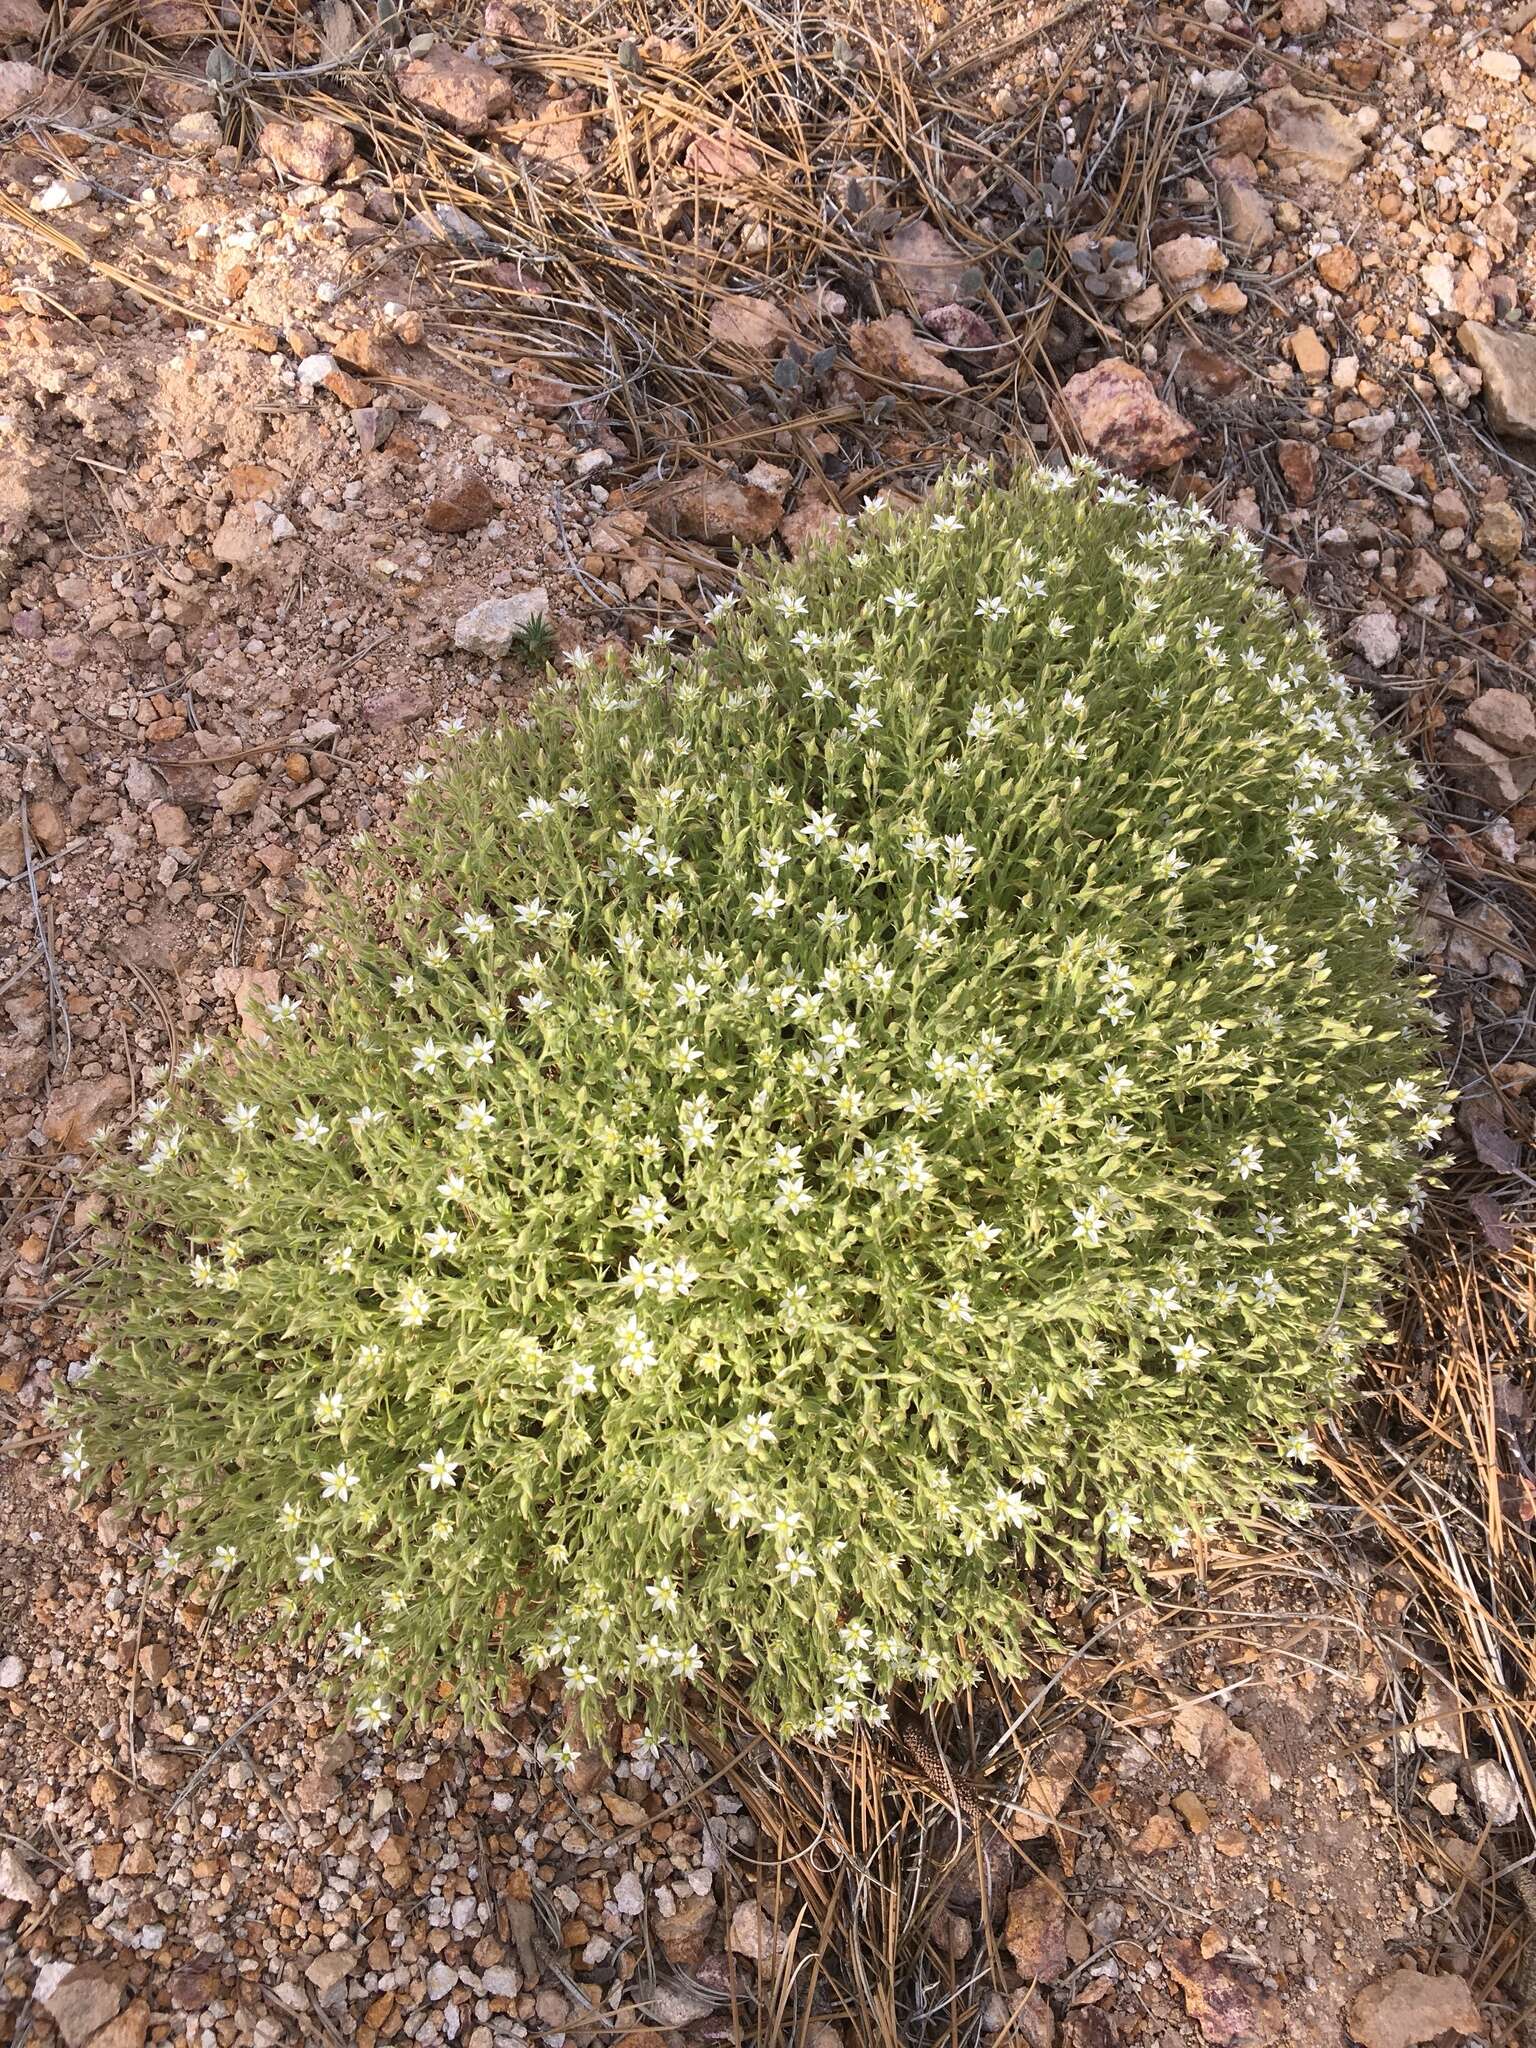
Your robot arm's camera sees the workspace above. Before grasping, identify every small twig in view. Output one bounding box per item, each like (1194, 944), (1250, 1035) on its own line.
(19, 799), (70, 1076)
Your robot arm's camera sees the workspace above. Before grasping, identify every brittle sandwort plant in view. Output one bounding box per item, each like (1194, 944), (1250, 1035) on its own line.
(67, 462), (1445, 1741)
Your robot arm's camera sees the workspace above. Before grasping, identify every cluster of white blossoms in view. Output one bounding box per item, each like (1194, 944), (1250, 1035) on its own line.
(74, 461), (1444, 1740)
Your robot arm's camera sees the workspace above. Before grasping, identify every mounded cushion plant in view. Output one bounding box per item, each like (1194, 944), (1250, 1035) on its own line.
(72, 462), (1444, 1739)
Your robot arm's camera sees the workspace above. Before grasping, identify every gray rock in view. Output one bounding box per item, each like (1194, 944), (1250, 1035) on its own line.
(1344, 610), (1400, 669)
(0, 1843), (43, 1905)
(1459, 321), (1536, 438)
(646, 1980), (716, 2026)
(0, 1653), (23, 1687)
(452, 589), (550, 658)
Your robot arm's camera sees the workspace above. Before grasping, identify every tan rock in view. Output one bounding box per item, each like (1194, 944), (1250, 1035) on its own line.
(42, 1074), (130, 1152)
(36, 1964), (123, 2048)
(88, 1998), (150, 2048)
(1212, 153), (1277, 253)
(683, 125), (759, 182)
(135, 0), (209, 42)
(1002, 1878), (1068, 1984)
(1464, 688), (1536, 757)
(137, 1642), (171, 1683)
(707, 294), (797, 359)
(1259, 86), (1367, 182)
(1317, 244), (1361, 292)
(1121, 282), (1165, 327)
(1280, 0), (1327, 31)
(1012, 1726), (1086, 1841)
(151, 803), (192, 849)
(1476, 498), (1524, 562)
(1290, 325), (1329, 379)
(0, 0), (46, 43)
(170, 110), (221, 155)
(780, 496), (845, 558)
(1170, 1699), (1272, 1806)
(1059, 359), (1198, 475)
(726, 1898), (791, 1965)
(849, 313), (966, 394)
(0, 57), (49, 117)
(1202, 281), (1249, 315)
(881, 218), (972, 314)
(505, 97), (590, 178)
(213, 965), (281, 1040)
(1278, 438), (1319, 503)
(1213, 103), (1267, 154)
(1442, 728), (1533, 808)
(1460, 320), (1536, 438)
(1172, 345), (1249, 399)
(1346, 1967), (1482, 2048)
(258, 116), (356, 184)
(1151, 233), (1225, 296)
(652, 1890), (716, 1967)
(219, 772), (264, 814)
(399, 47), (513, 136)
(1400, 547), (1448, 604)
(1131, 1809), (1183, 1855)
(0, 1843), (43, 1905)
(453, 590), (552, 655)
(645, 467), (784, 547)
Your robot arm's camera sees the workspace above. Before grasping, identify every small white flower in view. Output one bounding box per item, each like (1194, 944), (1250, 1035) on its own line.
(356, 1695), (392, 1732)
(293, 1112), (329, 1146)
(1169, 1335), (1210, 1374)
(647, 1575), (681, 1616)
(339, 1622), (372, 1659)
(59, 1434), (88, 1482)
(296, 1544), (335, 1584)
(455, 1098), (495, 1135)
(777, 1546), (815, 1585)
(418, 1448), (461, 1490)
(456, 910), (495, 944)
(213, 1544), (239, 1572)
(741, 1410), (777, 1453)
(225, 1101), (259, 1136)
(320, 1461), (360, 1502)
(411, 1038), (445, 1076)
(677, 1096), (719, 1151)
(396, 1281), (431, 1328)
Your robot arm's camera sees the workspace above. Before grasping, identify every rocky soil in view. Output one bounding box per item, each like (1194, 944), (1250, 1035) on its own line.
(3, 0), (1536, 2038)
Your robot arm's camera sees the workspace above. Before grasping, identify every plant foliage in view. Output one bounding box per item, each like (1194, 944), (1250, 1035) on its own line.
(73, 464), (1444, 1738)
